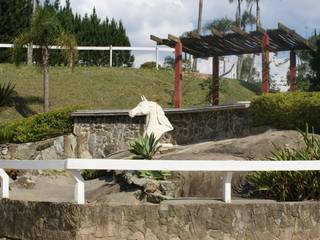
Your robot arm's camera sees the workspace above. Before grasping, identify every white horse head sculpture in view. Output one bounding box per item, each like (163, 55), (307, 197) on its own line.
(129, 96), (174, 140)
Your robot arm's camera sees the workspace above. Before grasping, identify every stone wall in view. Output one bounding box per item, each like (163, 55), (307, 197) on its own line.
(72, 104), (251, 158)
(1, 199), (320, 240)
(0, 134), (77, 160)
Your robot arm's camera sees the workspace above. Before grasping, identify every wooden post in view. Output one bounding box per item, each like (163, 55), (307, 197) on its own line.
(289, 50), (297, 92)
(174, 42), (183, 108)
(261, 33), (270, 94)
(212, 56), (220, 105)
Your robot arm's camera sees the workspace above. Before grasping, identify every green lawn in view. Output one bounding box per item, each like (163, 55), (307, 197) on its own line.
(0, 64), (259, 121)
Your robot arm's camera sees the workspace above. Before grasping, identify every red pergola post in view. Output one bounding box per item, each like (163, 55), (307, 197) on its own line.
(289, 50), (297, 92)
(261, 33), (270, 94)
(212, 56), (220, 105)
(174, 41), (183, 108)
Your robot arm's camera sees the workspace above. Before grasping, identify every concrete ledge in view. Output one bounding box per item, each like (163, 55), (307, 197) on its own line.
(71, 103), (250, 117)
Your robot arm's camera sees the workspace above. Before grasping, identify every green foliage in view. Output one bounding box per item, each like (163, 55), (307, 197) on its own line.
(251, 92), (320, 132)
(137, 170), (171, 180)
(130, 133), (171, 180)
(140, 61), (157, 69)
(247, 126), (320, 201)
(81, 170), (111, 180)
(204, 17), (235, 33)
(0, 106), (78, 143)
(0, 0), (33, 63)
(129, 133), (161, 160)
(0, 82), (16, 107)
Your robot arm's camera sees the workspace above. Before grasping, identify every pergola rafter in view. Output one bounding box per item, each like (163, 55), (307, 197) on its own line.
(151, 23), (314, 107)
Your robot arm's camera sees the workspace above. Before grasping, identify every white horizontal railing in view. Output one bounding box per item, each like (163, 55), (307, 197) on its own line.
(1, 159), (320, 204)
(0, 43), (174, 69)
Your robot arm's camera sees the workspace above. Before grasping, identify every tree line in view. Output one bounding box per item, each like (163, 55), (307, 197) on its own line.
(0, 0), (134, 67)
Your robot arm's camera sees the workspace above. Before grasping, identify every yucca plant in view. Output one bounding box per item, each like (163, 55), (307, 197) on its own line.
(0, 82), (16, 107)
(247, 124), (320, 201)
(129, 133), (171, 180)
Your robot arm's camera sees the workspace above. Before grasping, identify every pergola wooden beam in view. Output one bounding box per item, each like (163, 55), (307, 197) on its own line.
(168, 34), (181, 43)
(278, 22), (309, 47)
(261, 33), (270, 94)
(150, 35), (163, 44)
(231, 26), (248, 36)
(174, 40), (183, 108)
(212, 56), (220, 105)
(289, 50), (297, 92)
(211, 28), (224, 38)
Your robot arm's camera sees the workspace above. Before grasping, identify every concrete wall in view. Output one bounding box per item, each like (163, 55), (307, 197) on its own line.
(1, 199), (320, 240)
(72, 104), (251, 158)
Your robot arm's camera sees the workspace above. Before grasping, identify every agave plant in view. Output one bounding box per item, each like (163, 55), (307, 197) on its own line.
(130, 133), (171, 180)
(0, 82), (16, 107)
(129, 133), (161, 160)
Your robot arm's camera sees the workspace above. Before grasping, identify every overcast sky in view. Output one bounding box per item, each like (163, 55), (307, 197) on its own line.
(58, 0), (320, 86)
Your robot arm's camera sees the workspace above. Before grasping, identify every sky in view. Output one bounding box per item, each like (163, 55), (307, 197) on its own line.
(59, 0), (320, 88)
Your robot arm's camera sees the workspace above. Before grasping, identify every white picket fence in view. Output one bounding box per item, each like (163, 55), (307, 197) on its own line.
(1, 159), (320, 204)
(0, 43), (175, 69)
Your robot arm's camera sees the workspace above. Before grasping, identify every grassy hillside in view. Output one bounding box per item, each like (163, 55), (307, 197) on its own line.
(0, 64), (258, 121)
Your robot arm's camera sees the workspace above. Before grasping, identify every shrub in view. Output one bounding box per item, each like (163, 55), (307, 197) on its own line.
(140, 61), (158, 69)
(246, 126), (320, 201)
(250, 92), (320, 132)
(0, 82), (16, 107)
(130, 133), (170, 180)
(0, 106), (78, 143)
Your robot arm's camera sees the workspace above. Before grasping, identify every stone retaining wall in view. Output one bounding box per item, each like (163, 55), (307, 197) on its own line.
(72, 104), (251, 158)
(1, 199), (320, 240)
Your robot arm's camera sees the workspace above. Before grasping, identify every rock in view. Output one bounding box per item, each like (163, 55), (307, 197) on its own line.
(15, 176), (36, 189)
(145, 191), (173, 203)
(80, 150), (92, 159)
(143, 180), (159, 193)
(53, 136), (64, 156)
(40, 146), (58, 160)
(127, 232), (144, 240)
(16, 143), (37, 160)
(63, 134), (77, 158)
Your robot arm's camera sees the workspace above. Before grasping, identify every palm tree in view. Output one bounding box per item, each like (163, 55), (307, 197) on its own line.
(229, 0), (243, 27)
(13, 5), (77, 113)
(246, 0), (261, 29)
(27, 0), (37, 65)
(193, 0), (204, 71)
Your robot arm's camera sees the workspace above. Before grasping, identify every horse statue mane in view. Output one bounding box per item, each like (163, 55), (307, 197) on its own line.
(129, 96), (174, 140)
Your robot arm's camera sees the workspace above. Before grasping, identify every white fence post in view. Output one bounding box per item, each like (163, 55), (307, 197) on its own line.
(109, 45), (113, 67)
(0, 169), (9, 199)
(68, 170), (85, 204)
(223, 172), (233, 203)
(155, 45), (159, 70)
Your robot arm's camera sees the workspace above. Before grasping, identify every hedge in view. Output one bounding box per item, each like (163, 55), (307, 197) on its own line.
(0, 106), (79, 143)
(250, 92), (320, 132)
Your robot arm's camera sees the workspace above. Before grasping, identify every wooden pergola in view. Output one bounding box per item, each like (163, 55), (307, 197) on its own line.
(151, 23), (314, 107)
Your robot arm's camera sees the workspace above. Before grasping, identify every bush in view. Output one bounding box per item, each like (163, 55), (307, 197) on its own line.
(246, 126), (320, 201)
(251, 92), (320, 132)
(140, 61), (158, 69)
(0, 82), (16, 107)
(0, 106), (78, 143)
